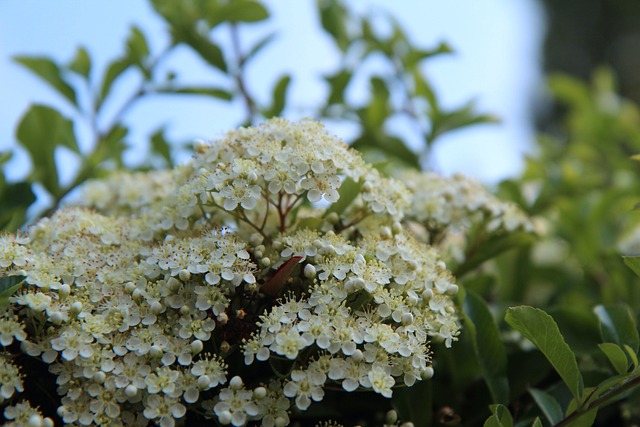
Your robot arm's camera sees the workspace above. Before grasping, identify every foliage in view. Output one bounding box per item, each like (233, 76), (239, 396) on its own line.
(3, 1), (640, 426)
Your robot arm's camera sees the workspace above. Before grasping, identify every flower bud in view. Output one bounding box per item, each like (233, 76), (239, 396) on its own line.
(191, 339), (204, 354)
(421, 366), (435, 380)
(303, 264), (316, 279)
(253, 386), (267, 399)
(58, 284), (71, 297)
(229, 376), (243, 390)
(385, 410), (398, 425)
(125, 384), (138, 397)
(179, 269), (191, 281)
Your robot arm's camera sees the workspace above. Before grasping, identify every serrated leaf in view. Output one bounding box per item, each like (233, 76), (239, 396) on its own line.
(529, 388), (563, 425)
(264, 74), (291, 118)
(16, 105), (78, 197)
(598, 343), (630, 375)
(506, 306), (583, 400)
(323, 177), (362, 218)
(14, 56), (77, 106)
(68, 46), (91, 78)
(463, 290), (510, 404)
(594, 304), (639, 353)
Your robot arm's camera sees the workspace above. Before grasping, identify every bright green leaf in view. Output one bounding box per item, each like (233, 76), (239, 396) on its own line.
(594, 304), (639, 353)
(68, 46), (91, 77)
(564, 397), (598, 427)
(598, 343), (630, 375)
(530, 417), (543, 427)
(505, 306), (583, 400)
(463, 290), (510, 404)
(624, 344), (639, 370)
(324, 70), (352, 105)
(126, 26), (150, 72)
(14, 56), (77, 106)
(179, 29), (227, 72)
(529, 388), (563, 425)
(16, 105), (79, 197)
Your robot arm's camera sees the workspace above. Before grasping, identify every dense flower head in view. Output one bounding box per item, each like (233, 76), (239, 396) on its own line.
(0, 118), (532, 425)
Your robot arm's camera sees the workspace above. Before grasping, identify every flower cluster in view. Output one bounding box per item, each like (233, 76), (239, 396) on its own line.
(0, 118), (530, 426)
(401, 170), (535, 263)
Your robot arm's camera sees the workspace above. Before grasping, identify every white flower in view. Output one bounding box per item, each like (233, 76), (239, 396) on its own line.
(283, 369), (326, 410)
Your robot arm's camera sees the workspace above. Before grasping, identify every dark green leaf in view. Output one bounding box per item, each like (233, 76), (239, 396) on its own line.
(16, 105), (78, 196)
(392, 380), (432, 427)
(405, 41), (452, 68)
(150, 127), (173, 167)
(564, 397), (598, 427)
(156, 86), (233, 100)
(623, 256), (640, 279)
(463, 289), (510, 404)
(351, 133), (420, 169)
(484, 404), (513, 427)
(530, 418), (543, 427)
(430, 102), (498, 144)
(598, 343), (630, 375)
(14, 56), (77, 106)
(68, 46), (91, 78)
(264, 74), (291, 118)
(594, 304), (639, 353)
(0, 182), (36, 231)
(455, 232), (535, 278)
(0, 276), (26, 309)
(323, 177), (362, 218)
(505, 306), (583, 400)
(179, 29), (227, 72)
(529, 388), (563, 425)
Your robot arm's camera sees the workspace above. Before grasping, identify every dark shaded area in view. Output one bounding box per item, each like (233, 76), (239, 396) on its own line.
(539, 0), (640, 126)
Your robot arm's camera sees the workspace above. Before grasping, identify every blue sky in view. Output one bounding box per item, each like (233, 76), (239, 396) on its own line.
(0, 0), (544, 184)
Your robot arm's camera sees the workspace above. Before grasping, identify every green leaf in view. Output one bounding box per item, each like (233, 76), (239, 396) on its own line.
(623, 256), (640, 278)
(14, 56), (77, 106)
(564, 397), (598, 427)
(392, 380), (432, 427)
(317, 0), (350, 51)
(68, 46), (91, 77)
(594, 304), (639, 353)
(16, 105), (78, 197)
(530, 418), (543, 427)
(99, 57), (132, 105)
(455, 231), (535, 278)
(150, 127), (173, 167)
(505, 306), (583, 400)
(243, 32), (277, 65)
(126, 26), (150, 73)
(351, 133), (420, 169)
(429, 102), (498, 144)
(207, 0), (269, 26)
(463, 289), (510, 404)
(180, 29), (227, 72)
(264, 74), (291, 118)
(0, 276), (26, 310)
(323, 177), (362, 218)
(484, 404), (513, 427)
(598, 343), (630, 375)
(324, 70), (352, 105)
(529, 388), (563, 425)
(156, 86), (233, 100)
(0, 182), (36, 231)
(624, 344), (639, 369)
